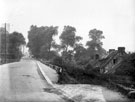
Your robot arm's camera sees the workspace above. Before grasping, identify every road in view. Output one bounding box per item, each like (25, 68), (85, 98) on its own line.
(0, 58), (131, 102)
(0, 59), (65, 102)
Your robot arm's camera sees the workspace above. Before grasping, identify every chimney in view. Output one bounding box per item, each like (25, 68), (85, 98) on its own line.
(109, 49), (115, 54)
(118, 47), (125, 53)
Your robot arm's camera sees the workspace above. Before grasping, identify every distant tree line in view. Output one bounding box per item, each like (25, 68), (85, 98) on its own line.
(27, 25), (106, 65)
(0, 27), (26, 64)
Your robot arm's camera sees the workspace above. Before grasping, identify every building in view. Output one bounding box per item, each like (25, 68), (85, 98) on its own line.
(94, 47), (127, 74)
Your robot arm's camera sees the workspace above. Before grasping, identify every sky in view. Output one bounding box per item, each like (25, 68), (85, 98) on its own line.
(0, 0), (135, 52)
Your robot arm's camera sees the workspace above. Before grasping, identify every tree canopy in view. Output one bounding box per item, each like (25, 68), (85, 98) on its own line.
(8, 31), (26, 59)
(0, 29), (26, 63)
(59, 26), (82, 61)
(27, 25), (58, 59)
(26, 25), (108, 67)
(86, 28), (106, 59)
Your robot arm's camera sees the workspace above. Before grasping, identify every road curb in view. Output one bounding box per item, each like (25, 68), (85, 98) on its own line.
(36, 61), (75, 102)
(36, 61), (53, 86)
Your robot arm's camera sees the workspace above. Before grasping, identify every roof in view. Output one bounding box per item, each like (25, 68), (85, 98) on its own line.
(100, 51), (118, 69)
(94, 50), (127, 71)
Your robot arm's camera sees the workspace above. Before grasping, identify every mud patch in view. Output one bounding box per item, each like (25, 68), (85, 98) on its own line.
(22, 74), (36, 79)
(43, 88), (62, 95)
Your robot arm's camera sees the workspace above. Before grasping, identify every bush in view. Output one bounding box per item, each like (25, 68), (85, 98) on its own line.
(51, 56), (64, 67)
(52, 56), (115, 85)
(115, 53), (135, 81)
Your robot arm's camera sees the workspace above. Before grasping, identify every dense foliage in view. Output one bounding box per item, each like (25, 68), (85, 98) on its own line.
(0, 28), (26, 63)
(27, 25), (58, 59)
(8, 32), (26, 60)
(27, 25), (106, 65)
(115, 53), (135, 81)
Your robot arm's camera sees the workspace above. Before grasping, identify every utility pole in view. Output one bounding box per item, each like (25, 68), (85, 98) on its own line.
(5, 23), (6, 63)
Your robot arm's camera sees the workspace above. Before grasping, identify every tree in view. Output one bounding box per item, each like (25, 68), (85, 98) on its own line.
(8, 32), (26, 60)
(59, 26), (82, 60)
(0, 30), (26, 63)
(51, 41), (61, 52)
(60, 26), (76, 52)
(27, 25), (43, 58)
(86, 28), (106, 59)
(27, 25), (58, 59)
(74, 43), (86, 62)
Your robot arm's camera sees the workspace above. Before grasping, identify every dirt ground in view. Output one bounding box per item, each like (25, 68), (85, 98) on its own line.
(101, 87), (132, 102)
(54, 84), (133, 102)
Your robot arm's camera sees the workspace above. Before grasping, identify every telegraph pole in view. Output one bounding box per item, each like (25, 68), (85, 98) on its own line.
(5, 23), (6, 63)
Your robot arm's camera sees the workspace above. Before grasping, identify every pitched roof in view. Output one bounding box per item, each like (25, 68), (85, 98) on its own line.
(94, 49), (127, 69)
(93, 51), (116, 67)
(100, 51), (118, 69)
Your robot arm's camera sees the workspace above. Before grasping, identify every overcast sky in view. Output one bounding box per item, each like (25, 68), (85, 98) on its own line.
(0, 0), (135, 52)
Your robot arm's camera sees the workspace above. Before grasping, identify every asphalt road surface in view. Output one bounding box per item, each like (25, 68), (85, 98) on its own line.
(0, 59), (65, 102)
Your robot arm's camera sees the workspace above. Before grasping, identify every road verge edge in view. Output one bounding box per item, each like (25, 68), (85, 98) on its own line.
(36, 61), (75, 102)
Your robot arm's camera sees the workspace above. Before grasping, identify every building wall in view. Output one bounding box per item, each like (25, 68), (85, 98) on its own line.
(104, 54), (123, 73)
